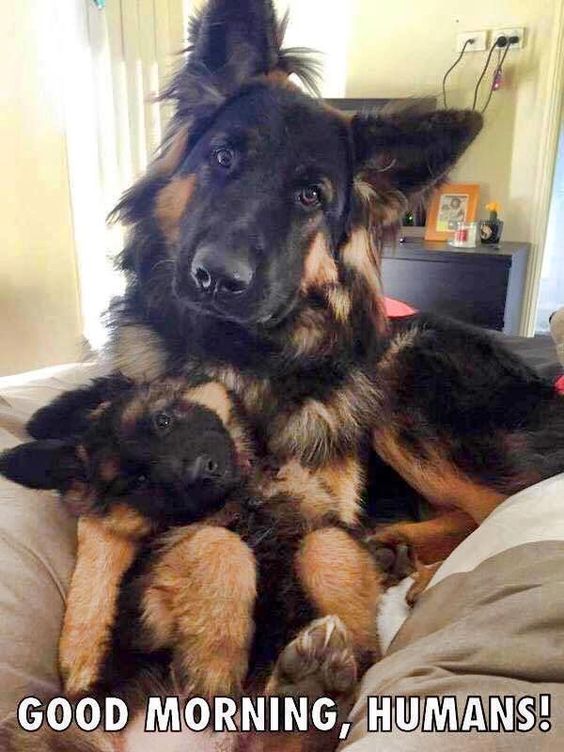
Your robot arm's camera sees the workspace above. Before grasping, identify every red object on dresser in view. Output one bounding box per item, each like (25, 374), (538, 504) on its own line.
(384, 297), (416, 318)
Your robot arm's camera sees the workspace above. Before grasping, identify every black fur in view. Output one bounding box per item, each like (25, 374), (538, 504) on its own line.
(27, 374), (131, 440)
(0, 440), (82, 491)
(384, 314), (564, 493)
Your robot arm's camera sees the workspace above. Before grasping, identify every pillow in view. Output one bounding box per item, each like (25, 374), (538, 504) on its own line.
(0, 363), (101, 720)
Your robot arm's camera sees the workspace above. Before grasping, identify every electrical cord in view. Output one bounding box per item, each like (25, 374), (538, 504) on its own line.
(442, 38), (474, 108)
(471, 38), (504, 110)
(480, 42), (512, 113)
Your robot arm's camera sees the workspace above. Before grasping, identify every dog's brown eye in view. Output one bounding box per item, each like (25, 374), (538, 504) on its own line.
(214, 147), (235, 169)
(297, 185), (322, 208)
(154, 412), (172, 430)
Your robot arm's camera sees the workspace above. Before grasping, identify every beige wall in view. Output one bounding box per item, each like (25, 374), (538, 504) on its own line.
(346, 0), (559, 244)
(0, 1), (82, 376)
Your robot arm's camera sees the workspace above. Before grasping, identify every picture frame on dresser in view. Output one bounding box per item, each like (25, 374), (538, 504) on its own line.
(425, 183), (480, 241)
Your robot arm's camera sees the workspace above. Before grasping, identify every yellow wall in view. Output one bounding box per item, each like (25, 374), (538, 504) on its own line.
(346, 0), (559, 243)
(0, 1), (82, 376)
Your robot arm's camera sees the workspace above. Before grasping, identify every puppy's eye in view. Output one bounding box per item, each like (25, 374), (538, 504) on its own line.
(205, 458), (219, 475)
(213, 147), (235, 169)
(297, 185), (322, 209)
(154, 412), (172, 430)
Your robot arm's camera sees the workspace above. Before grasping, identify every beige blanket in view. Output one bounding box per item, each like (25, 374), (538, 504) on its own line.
(341, 472), (564, 750)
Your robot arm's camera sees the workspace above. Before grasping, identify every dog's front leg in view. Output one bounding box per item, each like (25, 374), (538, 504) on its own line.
(60, 516), (140, 695)
(295, 527), (383, 661)
(142, 525), (257, 699)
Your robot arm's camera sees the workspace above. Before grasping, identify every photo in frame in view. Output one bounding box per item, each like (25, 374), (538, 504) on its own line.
(424, 183), (480, 241)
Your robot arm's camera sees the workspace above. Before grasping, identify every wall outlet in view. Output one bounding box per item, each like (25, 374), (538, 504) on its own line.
(493, 27), (525, 49)
(456, 31), (488, 53)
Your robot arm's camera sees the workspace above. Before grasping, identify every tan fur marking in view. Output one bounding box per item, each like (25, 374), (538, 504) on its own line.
(119, 396), (144, 433)
(271, 395), (337, 467)
(264, 458), (362, 526)
(317, 457), (363, 525)
(60, 518), (139, 694)
(100, 504), (153, 540)
(354, 178), (408, 229)
(155, 174), (196, 243)
(270, 461), (336, 522)
(377, 327), (419, 372)
(289, 308), (330, 358)
(296, 528), (382, 655)
(326, 286), (352, 323)
(111, 324), (167, 382)
(271, 369), (378, 468)
(184, 381), (232, 426)
(142, 525), (256, 697)
(341, 228), (382, 298)
(301, 232), (338, 293)
(373, 426), (506, 523)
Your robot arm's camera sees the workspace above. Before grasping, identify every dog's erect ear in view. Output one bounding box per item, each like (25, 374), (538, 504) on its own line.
(165, 0), (319, 114)
(190, 0), (280, 82)
(351, 110), (483, 224)
(0, 441), (84, 491)
(27, 374), (131, 441)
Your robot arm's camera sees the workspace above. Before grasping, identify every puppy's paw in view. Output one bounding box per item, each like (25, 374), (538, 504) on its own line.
(267, 615), (357, 699)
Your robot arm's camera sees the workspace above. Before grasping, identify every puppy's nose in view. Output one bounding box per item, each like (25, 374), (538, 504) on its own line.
(184, 454), (219, 484)
(190, 244), (255, 297)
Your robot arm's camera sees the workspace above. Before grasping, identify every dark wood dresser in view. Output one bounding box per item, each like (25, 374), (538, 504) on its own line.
(381, 240), (530, 334)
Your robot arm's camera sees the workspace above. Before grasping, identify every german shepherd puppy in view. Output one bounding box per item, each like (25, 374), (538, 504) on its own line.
(1, 378), (380, 752)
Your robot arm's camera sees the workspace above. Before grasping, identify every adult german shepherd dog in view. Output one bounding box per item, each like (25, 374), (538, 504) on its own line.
(4, 0), (564, 750)
(103, 0), (563, 550)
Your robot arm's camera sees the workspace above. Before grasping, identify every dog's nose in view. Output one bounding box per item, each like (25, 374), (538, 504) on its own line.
(190, 244), (255, 297)
(184, 454), (220, 484)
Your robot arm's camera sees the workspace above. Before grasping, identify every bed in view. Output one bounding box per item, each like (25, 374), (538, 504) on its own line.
(1, 333), (563, 748)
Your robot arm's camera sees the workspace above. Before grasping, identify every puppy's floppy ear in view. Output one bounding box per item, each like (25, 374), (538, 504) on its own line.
(27, 374), (131, 440)
(351, 109), (483, 225)
(0, 440), (84, 491)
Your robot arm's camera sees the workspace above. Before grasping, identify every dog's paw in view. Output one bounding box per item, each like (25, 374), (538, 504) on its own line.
(365, 536), (415, 586)
(405, 561), (442, 606)
(267, 615), (357, 699)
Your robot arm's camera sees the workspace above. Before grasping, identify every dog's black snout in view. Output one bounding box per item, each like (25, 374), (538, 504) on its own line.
(184, 454), (220, 484)
(190, 244), (255, 297)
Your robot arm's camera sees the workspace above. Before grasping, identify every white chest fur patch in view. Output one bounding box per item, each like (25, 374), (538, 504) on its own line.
(377, 577), (413, 654)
